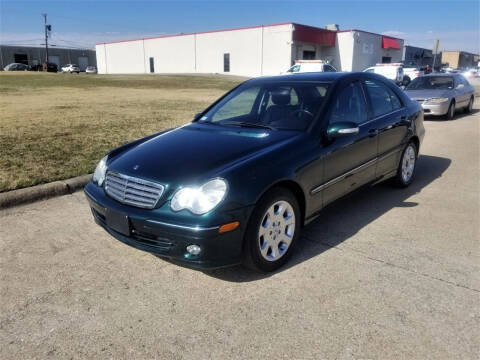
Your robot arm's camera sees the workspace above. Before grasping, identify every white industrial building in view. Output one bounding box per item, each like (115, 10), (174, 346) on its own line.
(96, 22), (403, 76)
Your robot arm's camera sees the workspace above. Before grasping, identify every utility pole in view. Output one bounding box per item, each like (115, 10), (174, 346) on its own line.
(42, 13), (51, 66)
(432, 39), (440, 72)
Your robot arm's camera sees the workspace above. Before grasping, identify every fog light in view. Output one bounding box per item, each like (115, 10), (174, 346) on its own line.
(186, 244), (201, 255)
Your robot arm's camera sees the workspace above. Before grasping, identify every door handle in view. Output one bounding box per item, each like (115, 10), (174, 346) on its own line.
(368, 129), (378, 137)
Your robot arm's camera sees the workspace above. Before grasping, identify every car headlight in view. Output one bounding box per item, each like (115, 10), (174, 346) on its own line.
(426, 97), (449, 104)
(92, 155), (108, 186)
(170, 178), (228, 215)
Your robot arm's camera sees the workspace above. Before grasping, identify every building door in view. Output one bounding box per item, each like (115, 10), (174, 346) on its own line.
(149, 57), (155, 73)
(382, 56), (392, 63)
(303, 51), (316, 60)
(48, 55), (60, 67)
(14, 54), (28, 65)
(78, 56), (89, 71)
(223, 53), (230, 72)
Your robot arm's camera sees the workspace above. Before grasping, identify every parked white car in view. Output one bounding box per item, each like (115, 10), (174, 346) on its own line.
(461, 68), (479, 79)
(403, 67), (425, 82)
(61, 64), (80, 73)
(85, 66), (97, 74)
(364, 63), (405, 85)
(284, 60), (337, 74)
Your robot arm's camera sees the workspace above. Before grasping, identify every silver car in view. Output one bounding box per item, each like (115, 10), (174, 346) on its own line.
(404, 74), (474, 120)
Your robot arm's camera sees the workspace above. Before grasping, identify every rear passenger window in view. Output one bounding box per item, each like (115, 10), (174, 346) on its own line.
(364, 80), (394, 117)
(328, 82), (367, 125)
(388, 89), (402, 110)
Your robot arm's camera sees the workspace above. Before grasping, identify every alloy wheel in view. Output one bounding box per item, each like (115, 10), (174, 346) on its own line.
(401, 145), (416, 183)
(258, 200), (296, 261)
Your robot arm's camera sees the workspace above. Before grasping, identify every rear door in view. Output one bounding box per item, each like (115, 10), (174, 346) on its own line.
(319, 81), (378, 206)
(363, 79), (409, 177)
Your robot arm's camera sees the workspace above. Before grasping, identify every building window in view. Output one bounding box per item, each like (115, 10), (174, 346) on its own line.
(223, 53), (230, 72)
(303, 50), (316, 60)
(149, 57), (155, 73)
(382, 56), (392, 63)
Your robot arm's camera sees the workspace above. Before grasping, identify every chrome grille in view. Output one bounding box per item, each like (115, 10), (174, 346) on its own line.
(104, 171), (164, 209)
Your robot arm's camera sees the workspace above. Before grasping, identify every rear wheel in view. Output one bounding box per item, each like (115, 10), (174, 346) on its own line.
(464, 96), (474, 114)
(445, 100), (456, 120)
(243, 188), (300, 272)
(394, 142), (417, 188)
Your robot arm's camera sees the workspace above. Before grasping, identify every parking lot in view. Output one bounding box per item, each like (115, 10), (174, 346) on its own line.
(1, 105), (479, 359)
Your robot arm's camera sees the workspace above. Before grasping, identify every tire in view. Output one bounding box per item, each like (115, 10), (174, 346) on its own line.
(243, 187), (301, 272)
(445, 100), (455, 120)
(394, 142), (418, 188)
(464, 96), (474, 114)
(402, 76), (411, 87)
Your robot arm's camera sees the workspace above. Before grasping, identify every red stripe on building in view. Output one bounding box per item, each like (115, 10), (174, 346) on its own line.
(382, 36), (401, 49)
(292, 24), (336, 46)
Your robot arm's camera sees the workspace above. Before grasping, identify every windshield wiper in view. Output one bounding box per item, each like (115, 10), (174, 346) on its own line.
(221, 121), (275, 130)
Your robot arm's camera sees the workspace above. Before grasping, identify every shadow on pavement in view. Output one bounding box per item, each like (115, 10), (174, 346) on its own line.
(203, 154), (451, 282)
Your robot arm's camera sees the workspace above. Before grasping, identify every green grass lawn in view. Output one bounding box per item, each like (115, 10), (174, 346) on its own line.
(0, 72), (244, 192)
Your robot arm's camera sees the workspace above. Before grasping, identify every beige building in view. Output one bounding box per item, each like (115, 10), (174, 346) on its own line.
(441, 51), (479, 69)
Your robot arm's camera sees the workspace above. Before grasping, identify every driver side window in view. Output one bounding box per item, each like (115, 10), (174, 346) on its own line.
(328, 82), (367, 125)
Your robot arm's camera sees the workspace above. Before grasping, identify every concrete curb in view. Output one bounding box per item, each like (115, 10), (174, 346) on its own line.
(0, 174), (92, 210)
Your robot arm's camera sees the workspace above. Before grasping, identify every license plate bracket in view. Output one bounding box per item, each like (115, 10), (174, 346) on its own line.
(105, 209), (130, 236)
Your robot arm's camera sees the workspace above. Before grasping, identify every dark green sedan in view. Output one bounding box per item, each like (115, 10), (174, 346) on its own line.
(85, 72), (425, 272)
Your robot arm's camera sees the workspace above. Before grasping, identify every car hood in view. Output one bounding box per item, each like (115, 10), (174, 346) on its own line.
(107, 123), (301, 185)
(404, 89), (452, 100)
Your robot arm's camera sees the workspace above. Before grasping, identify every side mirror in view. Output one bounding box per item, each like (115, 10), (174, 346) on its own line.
(193, 112), (202, 120)
(327, 121), (359, 139)
(456, 84), (464, 90)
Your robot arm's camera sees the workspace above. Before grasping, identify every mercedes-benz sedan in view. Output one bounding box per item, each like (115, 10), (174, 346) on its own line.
(85, 72), (425, 272)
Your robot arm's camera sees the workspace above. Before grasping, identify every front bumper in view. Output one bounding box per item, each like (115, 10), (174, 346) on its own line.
(84, 182), (254, 269)
(420, 101), (450, 116)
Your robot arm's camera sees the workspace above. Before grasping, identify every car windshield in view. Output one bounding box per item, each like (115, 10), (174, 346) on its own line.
(407, 76), (454, 90)
(197, 82), (330, 131)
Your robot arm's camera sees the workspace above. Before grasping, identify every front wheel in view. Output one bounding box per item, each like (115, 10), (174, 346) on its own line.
(243, 188), (301, 272)
(445, 101), (456, 120)
(394, 142), (417, 188)
(464, 97), (474, 114)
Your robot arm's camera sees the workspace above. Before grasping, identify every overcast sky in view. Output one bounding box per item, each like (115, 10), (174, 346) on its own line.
(1, 0), (478, 54)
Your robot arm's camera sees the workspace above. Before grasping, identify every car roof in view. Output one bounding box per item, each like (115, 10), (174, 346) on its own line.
(422, 73), (455, 77)
(247, 72), (400, 87)
(249, 72), (347, 84)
